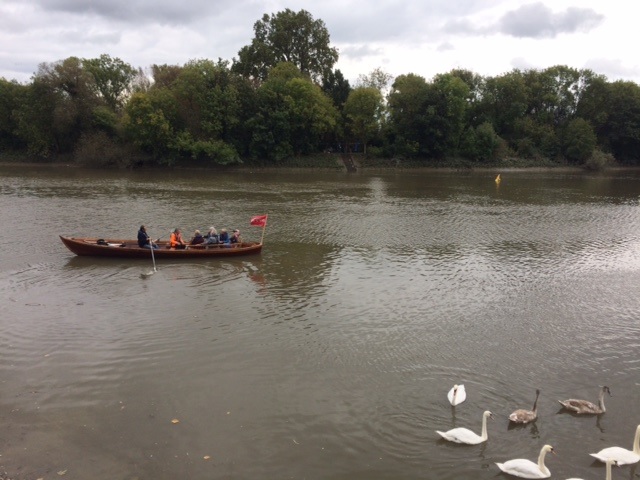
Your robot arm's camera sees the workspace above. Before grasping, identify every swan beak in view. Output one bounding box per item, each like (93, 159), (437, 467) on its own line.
(550, 447), (557, 455)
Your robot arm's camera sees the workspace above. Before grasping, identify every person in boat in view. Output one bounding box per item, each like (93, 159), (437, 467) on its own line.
(137, 225), (158, 249)
(218, 228), (230, 244)
(190, 229), (205, 245)
(204, 226), (219, 244)
(170, 228), (187, 249)
(230, 229), (242, 244)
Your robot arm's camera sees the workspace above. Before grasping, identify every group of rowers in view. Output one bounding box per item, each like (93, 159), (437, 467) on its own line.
(138, 225), (241, 249)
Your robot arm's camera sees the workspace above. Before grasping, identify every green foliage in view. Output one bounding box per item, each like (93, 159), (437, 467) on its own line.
(247, 83), (293, 161)
(4, 11), (640, 169)
(322, 69), (351, 109)
(18, 57), (103, 154)
(387, 73), (470, 160)
(171, 131), (240, 165)
(356, 68), (393, 94)
(122, 91), (176, 161)
(285, 77), (338, 154)
(0, 78), (28, 148)
(387, 73), (430, 157)
(595, 81), (640, 164)
(584, 149), (614, 170)
(513, 117), (559, 159)
(248, 65), (337, 161)
(74, 131), (136, 168)
(460, 122), (500, 162)
(429, 73), (471, 155)
(233, 9), (338, 83)
(83, 54), (136, 111)
(562, 118), (596, 163)
(478, 72), (528, 138)
(13, 79), (59, 156)
(91, 105), (119, 136)
(151, 64), (183, 89)
(343, 87), (384, 155)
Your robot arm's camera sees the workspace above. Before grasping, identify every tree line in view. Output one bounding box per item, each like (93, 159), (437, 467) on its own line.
(1, 8), (639, 169)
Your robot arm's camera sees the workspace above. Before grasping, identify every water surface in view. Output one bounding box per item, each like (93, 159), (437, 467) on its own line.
(1, 166), (639, 479)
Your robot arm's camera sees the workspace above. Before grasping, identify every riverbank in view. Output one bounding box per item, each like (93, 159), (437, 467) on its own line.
(0, 160), (619, 174)
(0, 150), (625, 173)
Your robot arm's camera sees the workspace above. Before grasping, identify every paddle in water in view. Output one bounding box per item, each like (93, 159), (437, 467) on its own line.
(142, 231), (158, 277)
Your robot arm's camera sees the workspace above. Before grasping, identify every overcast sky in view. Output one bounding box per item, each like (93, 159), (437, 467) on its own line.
(1, 0), (637, 86)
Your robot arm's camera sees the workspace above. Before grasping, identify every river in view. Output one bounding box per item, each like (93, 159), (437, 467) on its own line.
(1, 165), (639, 480)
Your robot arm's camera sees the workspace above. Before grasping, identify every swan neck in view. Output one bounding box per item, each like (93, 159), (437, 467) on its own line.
(634, 425), (640, 454)
(606, 461), (612, 480)
(599, 389), (606, 412)
(481, 414), (488, 440)
(537, 449), (549, 475)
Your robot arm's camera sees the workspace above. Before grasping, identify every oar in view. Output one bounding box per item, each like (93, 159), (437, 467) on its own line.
(149, 235), (157, 273)
(142, 233), (159, 277)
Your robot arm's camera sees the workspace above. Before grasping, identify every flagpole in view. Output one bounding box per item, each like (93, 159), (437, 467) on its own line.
(259, 214), (268, 245)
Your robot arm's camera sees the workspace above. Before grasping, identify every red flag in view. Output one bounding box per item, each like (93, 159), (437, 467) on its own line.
(250, 215), (268, 227)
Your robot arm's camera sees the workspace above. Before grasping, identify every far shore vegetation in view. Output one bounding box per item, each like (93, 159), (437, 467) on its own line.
(0, 9), (636, 172)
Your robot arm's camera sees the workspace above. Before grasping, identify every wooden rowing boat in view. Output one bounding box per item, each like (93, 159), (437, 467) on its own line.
(59, 236), (263, 258)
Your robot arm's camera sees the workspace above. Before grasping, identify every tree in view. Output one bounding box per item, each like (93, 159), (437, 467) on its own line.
(562, 118), (596, 163)
(122, 90), (177, 162)
(356, 67), (393, 97)
(15, 57), (101, 155)
(83, 54), (136, 111)
(427, 73), (470, 156)
(460, 122), (501, 163)
(477, 71), (528, 142)
(322, 68), (351, 109)
(387, 73), (430, 157)
(13, 80), (58, 155)
(233, 9), (338, 83)
(151, 64), (183, 89)
(247, 62), (337, 161)
(0, 78), (28, 148)
(575, 74), (609, 138)
(343, 87), (385, 155)
(599, 81), (640, 163)
(168, 59), (245, 164)
(449, 68), (485, 127)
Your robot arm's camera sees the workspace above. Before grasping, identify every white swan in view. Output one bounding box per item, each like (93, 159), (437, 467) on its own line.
(565, 458), (617, 480)
(509, 389), (540, 424)
(436, 410), (492, 444)
(495, 444), (555, 478)
(590, 424), (640, 465)
(447, 384), (466, 406)
(558, 385), (611, 414)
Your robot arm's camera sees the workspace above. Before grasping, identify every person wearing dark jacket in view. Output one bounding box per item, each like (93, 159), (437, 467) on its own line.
(190, 229), (205, 245)
(137, 225), (157, 249)
(230, 229), (241, 244)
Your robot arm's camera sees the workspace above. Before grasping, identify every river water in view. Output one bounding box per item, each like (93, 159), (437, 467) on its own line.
(1, 165), (639, 480)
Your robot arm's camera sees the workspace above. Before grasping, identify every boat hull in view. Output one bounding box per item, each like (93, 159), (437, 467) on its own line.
(60, 236), (262, 258)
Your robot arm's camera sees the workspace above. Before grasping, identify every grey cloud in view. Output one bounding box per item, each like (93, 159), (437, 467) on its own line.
(510, 56), (535, 71)
(321, 0), (488, 45)
(585, 58), (640, 81)
(442, 19), (478, 35)
(498, 2), (604, 39)
(30, 0), (236, 25)
(340, 44), (384, 61)
(437, 41), (455, 53)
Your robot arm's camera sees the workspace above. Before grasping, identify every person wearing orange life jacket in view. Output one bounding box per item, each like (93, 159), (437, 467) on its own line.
(169, 228), (187, 249)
